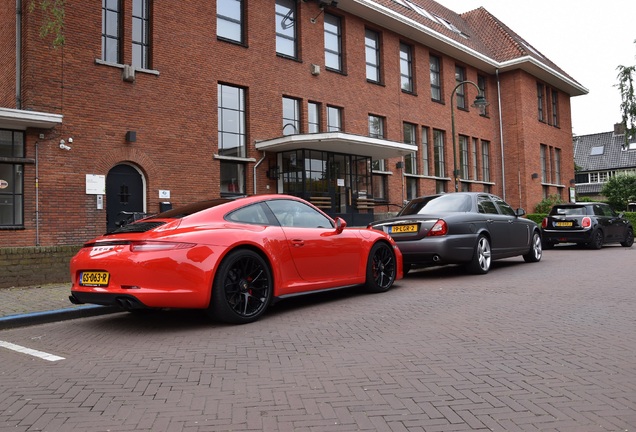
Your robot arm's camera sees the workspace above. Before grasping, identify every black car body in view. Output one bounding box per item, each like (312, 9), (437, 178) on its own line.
(541, 202), (634, 249)
(370, 193), (542, 275)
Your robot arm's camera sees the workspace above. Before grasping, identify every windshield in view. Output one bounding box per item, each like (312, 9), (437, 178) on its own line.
(399, 194), (472, 215)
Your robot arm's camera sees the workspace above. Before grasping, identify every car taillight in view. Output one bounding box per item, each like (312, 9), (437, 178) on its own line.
(427, 219), (448, 236)
(130, 241), (196, 252)
(581, 217), (592, 228)
(541, 218), (548, 228)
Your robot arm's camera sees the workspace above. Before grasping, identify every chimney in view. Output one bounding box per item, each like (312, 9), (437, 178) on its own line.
(614, 123), (626, 135)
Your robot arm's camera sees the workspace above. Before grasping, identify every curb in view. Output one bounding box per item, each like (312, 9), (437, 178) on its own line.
(0, 305), (121, 330)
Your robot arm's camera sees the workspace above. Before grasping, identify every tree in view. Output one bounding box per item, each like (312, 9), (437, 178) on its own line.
(28, 0), (65, 48)
(617, 40), (636, 148)
(601, 174), (636, 211)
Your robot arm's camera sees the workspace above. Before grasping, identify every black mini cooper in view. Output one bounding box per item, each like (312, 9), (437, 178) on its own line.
(541, 203), (634, 249)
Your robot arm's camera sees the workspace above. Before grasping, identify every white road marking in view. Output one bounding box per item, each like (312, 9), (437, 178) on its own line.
(0, 340), (65, 362)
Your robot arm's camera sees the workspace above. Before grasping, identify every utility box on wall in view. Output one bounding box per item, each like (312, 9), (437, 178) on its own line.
(160, 202), (172, 212)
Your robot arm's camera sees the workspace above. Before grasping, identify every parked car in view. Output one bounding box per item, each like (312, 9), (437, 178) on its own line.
(369, 192), (542, 275)
(69, 194), (402, 324)
(541, 202), (634, 249)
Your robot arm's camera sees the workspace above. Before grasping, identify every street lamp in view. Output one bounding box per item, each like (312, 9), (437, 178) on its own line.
(451, 80), (488, 192)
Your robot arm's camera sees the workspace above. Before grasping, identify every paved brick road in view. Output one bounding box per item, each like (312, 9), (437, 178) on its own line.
(0, 245), (635, 431)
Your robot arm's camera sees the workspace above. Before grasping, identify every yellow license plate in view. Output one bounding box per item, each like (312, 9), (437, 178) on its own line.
(390, 224), (418, 233)
(555, 221), (573, 227)
(80, 271), (110, 287)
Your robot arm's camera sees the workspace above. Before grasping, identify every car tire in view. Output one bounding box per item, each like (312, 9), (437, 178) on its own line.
(466, 235), (491, 275)
(364, 242), (397, 293)
(621, 228), (634, 247)
(523, 230), (542, 263)
(208, 249), (273, 324)
(589, 229), (604, 250)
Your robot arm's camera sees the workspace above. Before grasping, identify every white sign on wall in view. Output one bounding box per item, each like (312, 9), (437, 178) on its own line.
(86, 174), (106, 195)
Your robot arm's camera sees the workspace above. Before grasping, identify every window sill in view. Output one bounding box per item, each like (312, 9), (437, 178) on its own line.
(94, 59), (160, 76)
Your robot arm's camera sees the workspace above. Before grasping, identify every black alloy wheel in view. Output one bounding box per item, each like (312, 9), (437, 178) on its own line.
(589, 229), (604, 250)
(621, 228), (634, 247)
(209, 249), (273, 324)
(364, 242), (397, 293)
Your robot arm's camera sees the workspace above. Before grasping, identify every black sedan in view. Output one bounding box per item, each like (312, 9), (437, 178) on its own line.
(370, 192), (542, 275)
(541, 202), (634, 249)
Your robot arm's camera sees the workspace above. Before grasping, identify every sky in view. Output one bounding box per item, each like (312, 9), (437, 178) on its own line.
(436, 0), (636, 136)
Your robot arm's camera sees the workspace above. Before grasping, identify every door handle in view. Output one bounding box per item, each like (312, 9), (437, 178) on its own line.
(291, 239), (305, 247)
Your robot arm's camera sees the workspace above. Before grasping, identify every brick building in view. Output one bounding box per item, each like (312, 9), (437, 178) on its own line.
(0, 0), (586, 250)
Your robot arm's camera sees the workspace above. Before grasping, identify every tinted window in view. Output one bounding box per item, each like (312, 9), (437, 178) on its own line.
(551, 206), (587, 216)
(266, 200), (333, 228)
(400, 194), (472, 215)
(477, 195), (498, 214)
(226, 203), (270, 225)
(492, 196), (515, 216)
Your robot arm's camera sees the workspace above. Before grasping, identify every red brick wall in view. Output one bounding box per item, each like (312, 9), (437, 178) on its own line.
(0, 2), (16, 106)
(0, 0), (573, 247)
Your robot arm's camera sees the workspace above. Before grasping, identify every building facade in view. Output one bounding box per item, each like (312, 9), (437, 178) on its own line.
(0, 0), (586, 248)
(574, 124), (636, 202)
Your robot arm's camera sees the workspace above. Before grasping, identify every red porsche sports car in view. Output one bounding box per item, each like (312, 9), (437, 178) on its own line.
(69, 194), (402, 324)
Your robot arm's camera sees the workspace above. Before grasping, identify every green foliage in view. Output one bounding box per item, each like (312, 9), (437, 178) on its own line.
(616, 40), (636, 147)
(601, 174), (636, 211)
(27, 0), (65, 48)
(533, 194), (564, 214)
(525, 214), (545, 225)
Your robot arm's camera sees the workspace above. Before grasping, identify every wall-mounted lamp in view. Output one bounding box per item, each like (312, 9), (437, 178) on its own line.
(125, 131), (137, 142)
(531, 173), (539, 179)
(267, 166), (280, 180)
(59, 139), (71, 151)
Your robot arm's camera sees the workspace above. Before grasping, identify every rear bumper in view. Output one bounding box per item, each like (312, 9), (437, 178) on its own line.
(541, 228), (593, 244)
(396, 234), (476, 266)
(70, 291), (149, 310)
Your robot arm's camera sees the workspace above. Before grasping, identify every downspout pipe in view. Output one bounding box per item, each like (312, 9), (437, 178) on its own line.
(496, 69), (506, 200)
(253, 151), (267, 195)
(16, 0), (22, 109)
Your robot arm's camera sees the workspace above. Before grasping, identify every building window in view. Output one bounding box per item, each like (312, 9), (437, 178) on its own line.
(459, 135), (469, 179)
(433, 129), (445, 178)
(217, 0), (243, 43)
(132, 0), (150, 69)
(555, 148), (561, 184)
(0, 130), (25, 227)
(102, 0), (121, 63)
(403, 123), (417, 174)
(282, 97), (300, 135)
(399, 43), (413, 92)
(370, 115), (385, 171)
(551, 90), (559, 127)
(368, 114), (384, 139)
(421, 126), (430, 176)
(308, 102), (321, 133)
(481, 140), (490, 182)
(537, 83), (545, 122)
(471, 137), (478, 180)
(220, 161), (245, 196)
(365, 29), (381, 83)
(324, 14), (342, 72)
(218, 84), (246, 158)
(477, 75), (488, 116)
(455, 66), (466, 109)
(327, 106), (342, 131)
(540, 144), (547, 182)
(275, 0), (296, 58)
(430, 55), (442, 101)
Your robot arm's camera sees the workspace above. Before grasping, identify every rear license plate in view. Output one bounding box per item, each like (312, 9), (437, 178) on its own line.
(390, 224), (418, 233)
(555, 221), (573, 227)
(80, 271), (110, 287)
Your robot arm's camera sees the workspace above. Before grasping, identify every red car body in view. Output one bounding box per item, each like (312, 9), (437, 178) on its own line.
(70, 194), (402, 323)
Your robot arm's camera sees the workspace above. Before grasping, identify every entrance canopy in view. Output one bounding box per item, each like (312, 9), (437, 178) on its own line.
(0, 107), (63, 130)
(255, 132), (418, 159)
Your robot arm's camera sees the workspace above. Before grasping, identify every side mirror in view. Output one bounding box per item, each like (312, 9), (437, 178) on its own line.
(334, 217), (347, 234)
(515, 208), (526, 217)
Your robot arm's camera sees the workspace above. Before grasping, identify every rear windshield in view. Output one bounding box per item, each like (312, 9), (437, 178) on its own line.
(399, 194), (472, 215)
(550, 206), (587, 216)
(154, 199), (231, 219)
